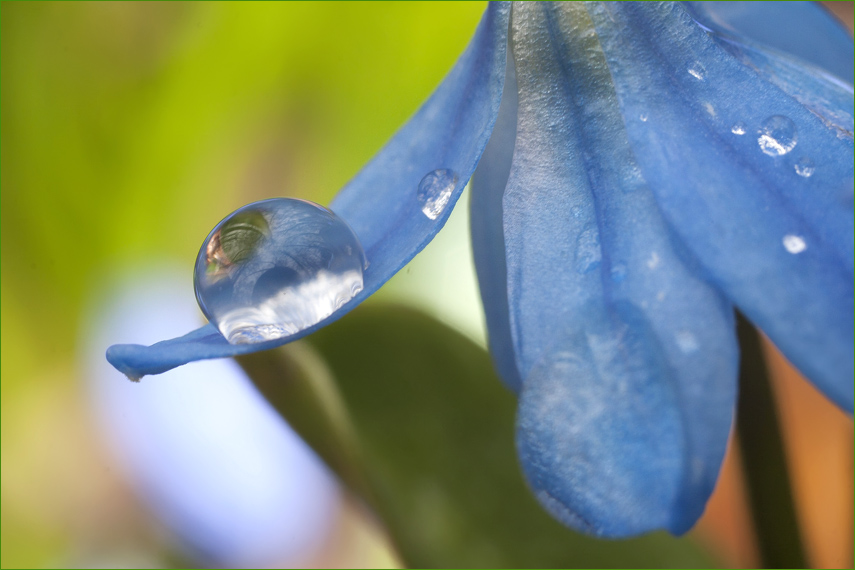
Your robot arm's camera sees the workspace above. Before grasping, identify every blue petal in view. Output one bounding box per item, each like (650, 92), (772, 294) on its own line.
(683, 1), (854, 84)
(470, 45), (522, 392)
(590, 1), (854, 413)
(108, 2), (511, 379)
(505, 3), (737, 537)
(712, 34), (855, 157)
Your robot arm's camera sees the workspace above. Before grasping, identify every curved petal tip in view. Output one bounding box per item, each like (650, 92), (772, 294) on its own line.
(515, 303), (691, 538)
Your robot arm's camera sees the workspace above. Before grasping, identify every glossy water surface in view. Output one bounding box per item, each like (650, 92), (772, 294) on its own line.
(757, 115), (798, 156)
(194, 198), (366, 344)
(417, 169), (459, 220)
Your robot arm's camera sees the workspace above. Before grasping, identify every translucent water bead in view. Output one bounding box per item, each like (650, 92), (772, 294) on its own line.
(194, 198), (366, 344)
(757, 115), (797, 157)
(417, 169), (458, 220)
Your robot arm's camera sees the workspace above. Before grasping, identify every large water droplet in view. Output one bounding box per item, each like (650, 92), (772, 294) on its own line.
(782, 234), (807, 254)
(194, 198), (366, 344)
(731, 122), (746, 135)
(757, 115), (797, 156)
(794, 157), (815, 178)
(417, 169), (458, 220)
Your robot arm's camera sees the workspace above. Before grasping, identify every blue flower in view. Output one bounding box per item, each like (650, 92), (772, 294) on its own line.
(107, 2), (854, 538)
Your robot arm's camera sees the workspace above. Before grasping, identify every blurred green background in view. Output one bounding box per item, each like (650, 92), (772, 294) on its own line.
(2, 2), (852, 569)
(1, 0), (485, 377)
(2, 3), (486, 567)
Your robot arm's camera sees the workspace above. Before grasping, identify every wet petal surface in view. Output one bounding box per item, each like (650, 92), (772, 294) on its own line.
(108, 3), (511, 379)
(590, 1), (853, 412)
(684, 1), (854, 83)
(506, 3), (737, 536)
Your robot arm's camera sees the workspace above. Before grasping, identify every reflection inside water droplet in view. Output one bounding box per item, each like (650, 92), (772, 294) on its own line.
(195, 198), (366, 344)
(782, 234), (807, 254)
(794, 157), (815, 178)
(757, 115), (797, 156)
(731, 122), (746, 135)
(417, 169), (458, 220)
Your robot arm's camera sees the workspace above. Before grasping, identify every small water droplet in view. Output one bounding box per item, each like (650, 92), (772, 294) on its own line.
(782, 234), (807, 254)
(417, 169), (458, 220)
(702, 102), (716, 117)
(757, 115), (797, 156)
(194, 198), (366, 344)
(639, 113), (648, 122)
(575, 226), (602, 274)
(731, 122), (746, 135)
(676, 330), (700, 354)
(794, 157), (815, 178)
(610, 263), (627, 283)
(688, 63), (706, 81)
(646, 251), (660, 269)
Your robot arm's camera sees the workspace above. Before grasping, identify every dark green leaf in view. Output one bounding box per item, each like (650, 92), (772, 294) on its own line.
(238, 303), (718, 568)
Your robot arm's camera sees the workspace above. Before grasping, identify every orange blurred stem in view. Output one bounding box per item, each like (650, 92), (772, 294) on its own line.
(736, 312), (807, 568)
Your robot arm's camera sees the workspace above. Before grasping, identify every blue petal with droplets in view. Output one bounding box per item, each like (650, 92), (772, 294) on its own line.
(683, 1), (854, 84)
(107, 2), (511, 379)
(589, 1), (853, 413)
(504, 3), (737, 537)
(712, 34), (854, 165)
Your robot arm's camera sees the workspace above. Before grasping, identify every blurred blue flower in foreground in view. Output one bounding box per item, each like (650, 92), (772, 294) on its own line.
(89, 267), (340, 566)
(108, 2), (854, 537)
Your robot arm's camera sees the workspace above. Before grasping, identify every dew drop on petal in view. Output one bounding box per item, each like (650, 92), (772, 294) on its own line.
(194, 198), (366, 344)
(794, 157), (815, 178)
(675, 330), (700, 354)
(610, 263), (627, 283)
(639, 113), (648, 122)
(731, 122), (746, 135)
(782, 234), (807, 254)
(688, 62), (706, 81)
(417, 169), (458, 220)
(757, 115), (798, 156)
(646, 251), (660, 269)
